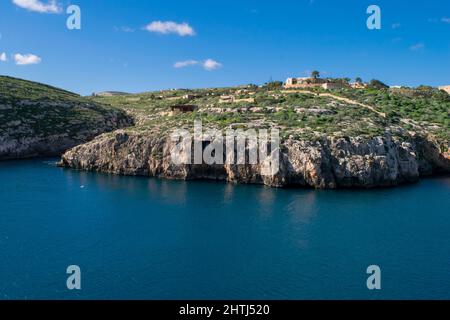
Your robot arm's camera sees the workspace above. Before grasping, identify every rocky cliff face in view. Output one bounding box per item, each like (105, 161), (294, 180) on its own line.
(1, 121), (133, 161)
(60, 130), (450, 189)
(0, 108), (133, 160)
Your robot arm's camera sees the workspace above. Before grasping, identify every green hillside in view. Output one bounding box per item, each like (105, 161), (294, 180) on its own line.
(0, 76), (133, 159)
(89, 84), (449, 150)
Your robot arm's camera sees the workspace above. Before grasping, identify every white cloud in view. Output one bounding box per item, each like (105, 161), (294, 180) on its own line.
(12, 0), (61, 13)
(173, 59), (222, 71)
(410, 43), (425, 51)
(174, 60), (199, 68)
(14, 53), (42, 65)
(145, 21), (195, 36)
(442, 17), (450, 24)
(202, 59), (222, 71)
(0, 53), (7, 62)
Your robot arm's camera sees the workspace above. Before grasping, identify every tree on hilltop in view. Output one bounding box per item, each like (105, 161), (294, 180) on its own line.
(264, 81), (283, 90)
(311, 70), (320, 79)
(369, 79), (389, 89)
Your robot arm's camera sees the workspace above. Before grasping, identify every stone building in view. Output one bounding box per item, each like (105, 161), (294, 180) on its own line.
(321, 82), (347, 90)
(284, 77), (349, 90)
(170, 105), (198, 115)
(350, 82), (368, 89)
(285, 77), (312, 87)
(439, 85), (450, 94)
(219, 95), (235, 103)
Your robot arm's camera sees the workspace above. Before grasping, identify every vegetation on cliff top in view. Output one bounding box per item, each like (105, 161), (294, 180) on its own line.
(89, 83), (449, 148)
(337, 87), (449, 141)
(1, 75), (448, 152)
(0, 76), (132, 138)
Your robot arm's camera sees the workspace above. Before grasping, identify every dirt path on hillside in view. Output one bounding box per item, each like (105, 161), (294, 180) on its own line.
(280, 90), (386, 118)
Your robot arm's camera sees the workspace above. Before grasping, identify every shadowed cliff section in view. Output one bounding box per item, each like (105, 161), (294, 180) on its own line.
(0, 76), (134, 160)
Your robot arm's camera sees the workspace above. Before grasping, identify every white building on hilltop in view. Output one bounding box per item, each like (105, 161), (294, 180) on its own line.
(438, 85), (450, 94)
(284, 77), (348, 90)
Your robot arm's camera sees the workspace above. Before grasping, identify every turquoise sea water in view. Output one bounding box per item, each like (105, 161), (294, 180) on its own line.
(0, 159), (449, 300)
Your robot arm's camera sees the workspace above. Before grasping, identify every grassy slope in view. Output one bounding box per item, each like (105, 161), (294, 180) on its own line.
(1, 75), (446, 151)
(337, 87), (450, 142)
(0, 76), (130, 137)
(89, 86), (449, 149)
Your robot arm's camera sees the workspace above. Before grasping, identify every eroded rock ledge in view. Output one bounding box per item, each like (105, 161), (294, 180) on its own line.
(60, 130), (450, 189)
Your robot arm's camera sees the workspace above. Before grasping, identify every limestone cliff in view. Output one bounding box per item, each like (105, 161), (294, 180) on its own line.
(60, 130), (450, 189)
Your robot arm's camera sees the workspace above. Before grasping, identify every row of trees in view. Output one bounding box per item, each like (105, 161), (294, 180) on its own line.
(310, 71), (389, 88)
(311, 71), (361, 85)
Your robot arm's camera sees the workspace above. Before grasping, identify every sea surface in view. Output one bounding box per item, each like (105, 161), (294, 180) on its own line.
(0, 159), (449, 300)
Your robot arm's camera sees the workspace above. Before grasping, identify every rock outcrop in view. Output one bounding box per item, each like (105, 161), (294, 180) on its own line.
(60, 130), (450, 189)
(0, 113), (133, 160)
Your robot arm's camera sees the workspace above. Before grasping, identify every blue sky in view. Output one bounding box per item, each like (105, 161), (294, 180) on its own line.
(0, 0), (449, 95)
